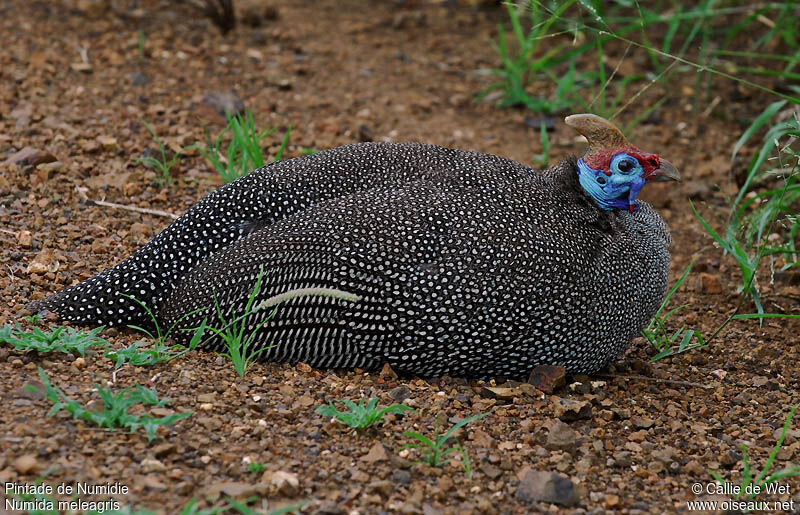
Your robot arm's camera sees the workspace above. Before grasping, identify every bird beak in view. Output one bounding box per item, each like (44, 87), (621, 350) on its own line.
(649, 158), (680, 182)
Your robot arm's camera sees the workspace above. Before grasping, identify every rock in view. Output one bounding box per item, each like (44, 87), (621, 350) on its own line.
(270, 470), (299, 496)
(545, 421), (581, 450)
(72, 357), (86, 369)
(698, 273), (723, 294)
(481, 464), (502, 479)
(528, 365), (566, 393)
(3, 147), (57, 168)
(71, 62), (93, 73)
(612, 451), (632, 468)
(361, 442), (389, 463)
(380, 362), (397, 378)
(151, 442), (177, 458)
(27, 248), (60, 275)
(97, 136), (118, 150)
(201, 91), (245, 122)
(552, 397), (592, 422)
(37, 161), (64, 173)
(368, 480), (393, 497)
(141, 458), (166, 472)
(392, 469), (411, 484)
(17, 231), (33, 248)
(197, 393), (215, 403)
(14, 454), (39, 474)
(196, 416), (222, 430)
(631, 416), (655, 429)
(206, 481), (259, 500)
(389, 385), (411, 402)
(515, 469), (581, 507)
(129, 71), (148, 86)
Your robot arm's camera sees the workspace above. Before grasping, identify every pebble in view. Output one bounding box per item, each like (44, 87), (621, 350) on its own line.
(552, 397), (592, 421)
(545, 420), (581, 450)
(389, 385), (411, 402)
(270, 470), (299, 496)
(515, 469), (581, 507)
(14, 454), (39, 474)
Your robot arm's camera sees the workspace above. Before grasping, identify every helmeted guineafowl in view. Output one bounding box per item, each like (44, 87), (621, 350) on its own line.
(29, 114), (679, 378)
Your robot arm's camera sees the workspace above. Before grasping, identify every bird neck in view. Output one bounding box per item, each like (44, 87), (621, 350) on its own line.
(576, 158), (642, 213)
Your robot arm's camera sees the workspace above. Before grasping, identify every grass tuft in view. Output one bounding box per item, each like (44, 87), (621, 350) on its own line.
(710, 404), (800, 502)
(642, 262), (706, 362)
(400, 412), (487, 479)
(316, 398), (414, 430)
(28, 367), (192, 442)
(1, 323), (108, 356)
(195, 111), (291, 184)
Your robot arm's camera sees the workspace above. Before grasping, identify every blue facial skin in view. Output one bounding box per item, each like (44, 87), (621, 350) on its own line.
(577, 153), (647, 212)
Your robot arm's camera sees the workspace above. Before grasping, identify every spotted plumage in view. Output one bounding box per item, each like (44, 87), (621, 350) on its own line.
(30, 114), (678, 378)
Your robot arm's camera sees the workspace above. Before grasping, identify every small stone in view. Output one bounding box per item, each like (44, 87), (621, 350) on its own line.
(361, 442), (389, 463)
(631, 416), (655, 429)
(528, 365), (566, 393)
(71, 62), (93, 73)
(206, 481), (259, 500)
(613, 451), (633, 467)
(151, 442), (177, 458)
(545, 420), (581, 450)
(698, 273), (723, 294)
(552, 397), (592, 422)
(379, 362), (397, 378)
(17, 230), (33, 248)
(201, 91), (245, 121)
(141, 458), (166, 472)
(197, 393), (215, 403)
(368, 480), (393, 497)
(481, 464), (502, 479)
(389, 385), (412, 402)
(97, 136), (118, 149)
(515, 470), (581, 507)
(392, 469), (411, 484)
(270, 470), (299, 496)
(604, 494), (620, 508)
(296, 362), (312, 373)
(196, 416), (222, 430)
(14, 454), (39, 474)
(129, 71), (148, 86)
(72, 357), (86, 369)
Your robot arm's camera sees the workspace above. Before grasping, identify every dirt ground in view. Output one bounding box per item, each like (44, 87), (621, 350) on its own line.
(1, 0), (799, 513)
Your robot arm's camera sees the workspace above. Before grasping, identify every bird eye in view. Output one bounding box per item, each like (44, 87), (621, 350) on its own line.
(618, 159), (635, 173)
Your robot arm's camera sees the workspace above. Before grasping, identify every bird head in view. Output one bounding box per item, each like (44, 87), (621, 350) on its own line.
(565, 113), (680, 213)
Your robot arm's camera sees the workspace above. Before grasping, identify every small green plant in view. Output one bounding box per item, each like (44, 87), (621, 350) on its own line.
(196, 111), (291, 183)
(24, 313), (43, 325)
(532, 120), (550, 168)
(710, 404), (800, 502)
(28, 367), (192, 442)
(137, 29), (146, 64)
(247, 462), (266, 474)
(208, 268), (276, 376)
(400, 412), (487, 478)
(316, 398), (414, 430)
(477, 0), (591, 113)
(106, 320), (206, 369)
(641, 262), (706, 362)
(136, 118), (185, 185)
(1, 323), (108, 356)
(693, 104), (799, 316)
(105, 294), (207, 368)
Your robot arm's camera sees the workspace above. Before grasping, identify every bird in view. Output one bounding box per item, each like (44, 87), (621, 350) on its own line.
(29, 114), (679, 379)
